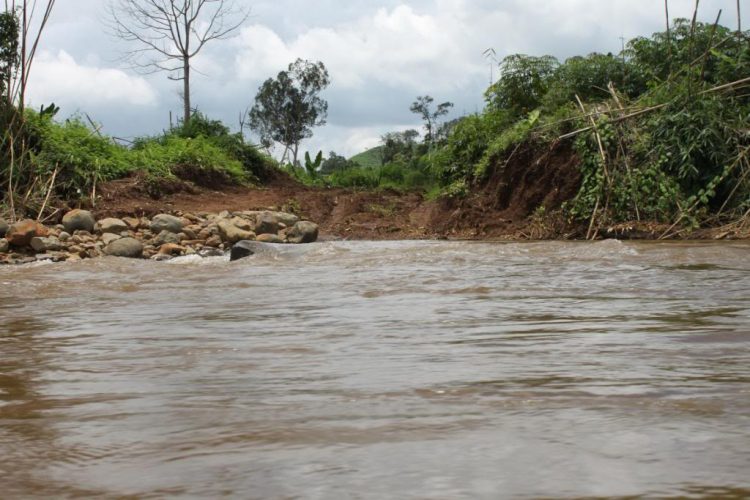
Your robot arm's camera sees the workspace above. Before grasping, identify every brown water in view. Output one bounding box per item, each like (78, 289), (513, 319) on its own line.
(1, 240), (750, 500)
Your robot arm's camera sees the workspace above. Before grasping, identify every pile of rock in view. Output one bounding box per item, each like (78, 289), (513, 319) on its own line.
(0, 209), (319, 265)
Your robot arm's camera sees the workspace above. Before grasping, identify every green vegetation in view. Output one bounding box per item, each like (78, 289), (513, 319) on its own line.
(350, 146), (383, 169)
(425, 18), (750, 236)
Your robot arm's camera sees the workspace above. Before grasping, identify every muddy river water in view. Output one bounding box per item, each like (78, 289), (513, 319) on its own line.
(1, 240), (749, 499)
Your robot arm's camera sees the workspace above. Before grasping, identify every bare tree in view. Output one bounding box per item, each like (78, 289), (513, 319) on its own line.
(104, 0), (250, 124)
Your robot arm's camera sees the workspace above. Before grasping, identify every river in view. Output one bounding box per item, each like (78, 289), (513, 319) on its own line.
(1, 240), (749, 499)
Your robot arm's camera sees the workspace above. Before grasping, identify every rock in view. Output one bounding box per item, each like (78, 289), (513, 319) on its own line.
(151, 214), (184, 235)
(287, 221), (319, 244)
(256, 233), (284, 244)
(242, 211), (299, 228)
(58, 231), (71, 242)
(231, 216), (253, 231)
(122, 217), (140, 231)
(95, 218), (128, 235)
(6, 220), (49, 247)
(0, 238), (8, 253)
(104, 237), (144, 258)
(205, 235), (223, 248)
(0, 219), (8, 237)
(158, 243), (185, 256)
(218, 221), (256, 244)
(230, 240), (264, 261)
(185, 246), (197, 256)
(151, 254), (173, 261)
(30, 237), (61, 253)
(182, 227), (198, 240)
(101, 233), (122, 245)
(153, 231), (181, 247)
(62, 210), (95, 233)
(255, 212), (280, 235)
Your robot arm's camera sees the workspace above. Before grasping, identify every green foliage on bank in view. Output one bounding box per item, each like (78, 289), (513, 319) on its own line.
(425, 19), (750, 227)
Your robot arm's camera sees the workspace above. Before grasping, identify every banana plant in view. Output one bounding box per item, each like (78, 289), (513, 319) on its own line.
(304, 151), (323, 179)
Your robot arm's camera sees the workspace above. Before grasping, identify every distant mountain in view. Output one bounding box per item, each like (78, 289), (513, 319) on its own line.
(350, 146), (383, 169)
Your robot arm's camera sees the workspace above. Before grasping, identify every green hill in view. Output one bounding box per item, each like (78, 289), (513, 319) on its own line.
(350, 146), (383, 169)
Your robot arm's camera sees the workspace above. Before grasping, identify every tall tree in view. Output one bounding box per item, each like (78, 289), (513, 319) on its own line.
(104, 0), (249, 124)
(248, 59), (330, 170)
(410, 96), (453, 144)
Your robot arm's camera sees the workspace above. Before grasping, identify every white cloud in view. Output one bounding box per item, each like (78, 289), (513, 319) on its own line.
(26, 50), (158, 108)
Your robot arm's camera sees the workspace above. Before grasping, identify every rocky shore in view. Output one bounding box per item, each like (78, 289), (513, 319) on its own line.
(0, 209), (319, 265)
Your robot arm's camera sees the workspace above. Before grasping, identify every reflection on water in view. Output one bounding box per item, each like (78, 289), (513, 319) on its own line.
(1, 240), (750, 499)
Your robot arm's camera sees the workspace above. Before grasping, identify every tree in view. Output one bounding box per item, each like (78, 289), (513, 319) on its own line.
(0, 10), (19, 103)
(248, 59), (330, 171)
(320, 151), (356, 175)
(484, 54), (559, 116)
(104, 0), (249, 124)
(410, 96), (453, 144)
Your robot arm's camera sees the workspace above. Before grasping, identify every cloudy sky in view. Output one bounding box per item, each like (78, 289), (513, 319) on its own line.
(26, 0), (744, 158)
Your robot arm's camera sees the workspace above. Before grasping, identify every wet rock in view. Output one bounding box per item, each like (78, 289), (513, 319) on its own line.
(63, 210), (95, 233)
(151, 214), (184, 235)
(30, 237), (61, 253)
(185, 246), (197, 256)
(153, 231), (181, 246)
(95, 218), (128, 235)
(0, 219), (8, 237)
(101, 233), (121, 245)
(255, 212), (280, 235)
(256, 233), (284, 244)
(104, 237), (143, 258)
(151, 254), (173, 261)
(287, 221), (319, 244)
(218, 221), (255, 244)
(0, 238), (8, 253)
(230, 240), (265, 261)
(198, 247), (224, 257)
(158, 243), (185, 256)
(6, 220), (49, 247)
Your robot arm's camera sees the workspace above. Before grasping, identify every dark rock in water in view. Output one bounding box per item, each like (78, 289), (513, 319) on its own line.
(229, 240), (279, 261)
(230, 240), (260, 261)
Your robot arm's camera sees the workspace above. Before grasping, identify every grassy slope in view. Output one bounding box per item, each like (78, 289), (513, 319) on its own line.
(350, 146), (383, 169)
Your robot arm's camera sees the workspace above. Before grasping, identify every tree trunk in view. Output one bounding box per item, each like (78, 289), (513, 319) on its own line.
(183, 56), (191, 124)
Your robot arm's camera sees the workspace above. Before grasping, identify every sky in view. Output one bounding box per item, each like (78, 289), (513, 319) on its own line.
(25, 0), (746, 159)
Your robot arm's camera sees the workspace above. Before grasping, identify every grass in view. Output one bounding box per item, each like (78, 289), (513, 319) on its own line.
(350, 146), (383, 169)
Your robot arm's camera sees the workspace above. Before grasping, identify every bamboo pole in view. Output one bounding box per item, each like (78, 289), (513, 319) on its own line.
(37, 164), (58, 222)
(739, 0), (742, 33)
(665, 0), (672, 62)
(700, 10), (723, 82)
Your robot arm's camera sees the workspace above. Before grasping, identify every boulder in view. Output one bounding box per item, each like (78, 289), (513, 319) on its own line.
(101, 233), (121, 245)
(230, 240), (263, 261)
(242, 210), (299, 228)
(0, 218), (8, 237)
(104, 237), (143, 258)
(95, 218), (128, 235)
(30, 237), (61, 253)
(218, 221), (255, 244)
(255, 212), (280, 235)
(205, 235), (223, 248)
(0, 238), (8, 253)
(287, 221), (319, 244)
(231, 216), (253, 232)
(151, 214), (184, 235)
(122, 217), (140, 231)
(256, 233), (284, 244)
(5, 220), (49, 247)
(62, 210), (95, 233)
(153, 231), (181, 247)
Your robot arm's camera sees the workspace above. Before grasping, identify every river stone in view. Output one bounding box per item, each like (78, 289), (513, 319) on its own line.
(287, 221), (319, 244)
(218, 221), (256, 244)
(256, 233), (284, 244)
(6, 220), (49, 247)
(151, 214), (184, 235)
(242, 211), (299, 228)
(104, 237), (143, 258)
(153, 231), (181, 246)
(198, 247), (224, 258)
(122, 216), (140, 231)
(255, 212), (280, 235)
(101, 233), (121, 245)
(229, 241), (268, 261)
(158, 243), (185, 256)
(62, 209), (95, 233)
(0, 238), (8, 253)
(231, 217), (253, 232)
(96, 218), (128, 235)
(0, 219), (8, 237)
(205, 235), (222, 248)
(30, 236), (61, 253)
